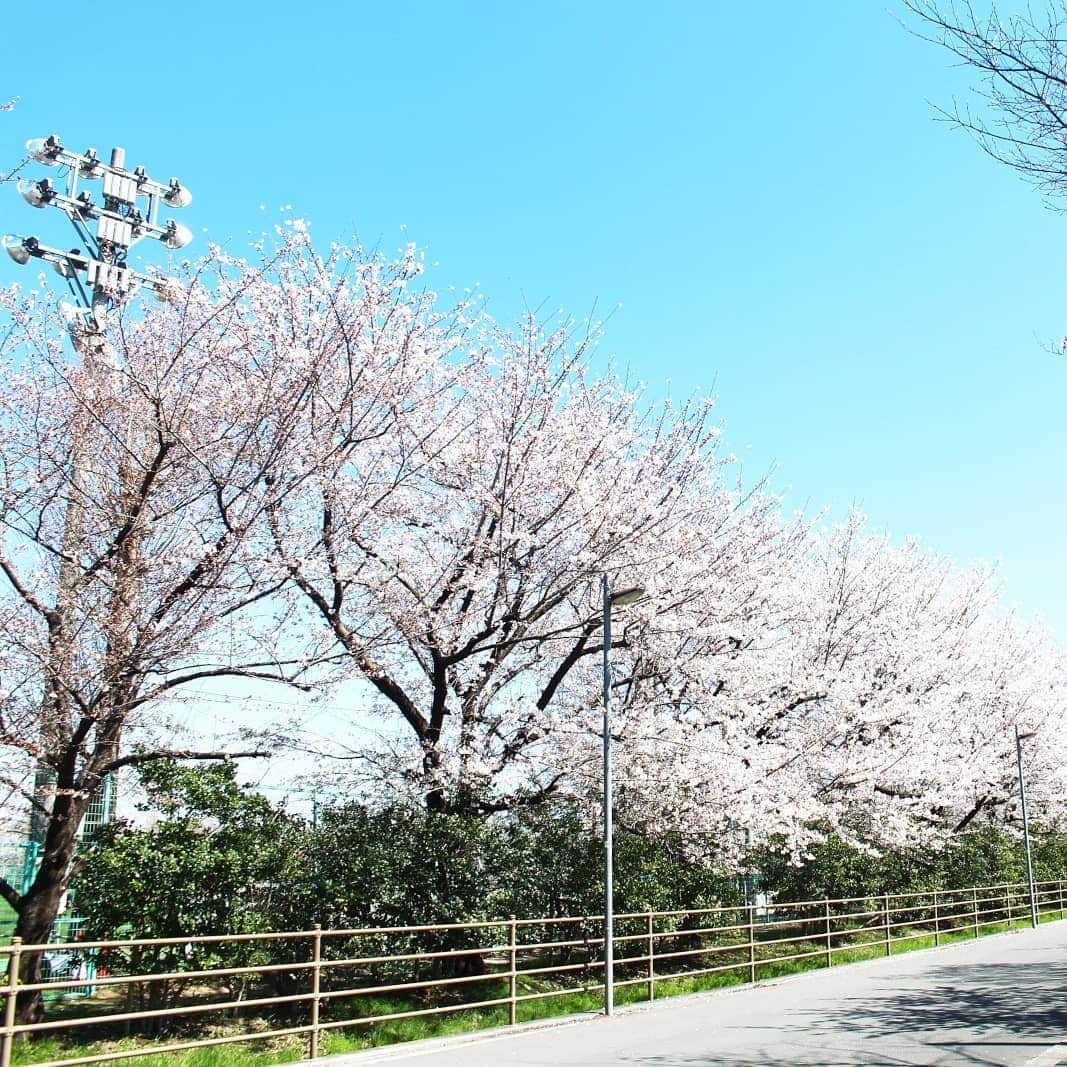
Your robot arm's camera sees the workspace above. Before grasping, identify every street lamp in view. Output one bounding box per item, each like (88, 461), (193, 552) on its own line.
(602, 576), (644, 1018)
(1015, 724), (1038, 929)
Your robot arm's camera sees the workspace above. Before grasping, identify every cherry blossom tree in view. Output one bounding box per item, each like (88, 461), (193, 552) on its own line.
(306, 467), (1066, 861)
(264, 307), (807, 817)
(4, 199), (1061, 1020)
(0, 233), (464, 1017)
(262, 287), (1067, 855)
(782, 518), (1067, 846)
(600, 513), (1067, 858)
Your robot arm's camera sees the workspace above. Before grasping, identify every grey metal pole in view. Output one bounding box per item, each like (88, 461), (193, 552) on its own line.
(1016, 724), (1038, 929)
(602, 574), (614, 1017)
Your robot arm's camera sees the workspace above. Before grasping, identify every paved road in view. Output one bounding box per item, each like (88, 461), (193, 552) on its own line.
(313, 921), (1067, 1067)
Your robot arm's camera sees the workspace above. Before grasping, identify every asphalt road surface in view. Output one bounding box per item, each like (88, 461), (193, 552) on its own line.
(311, 921), (1067, 1067)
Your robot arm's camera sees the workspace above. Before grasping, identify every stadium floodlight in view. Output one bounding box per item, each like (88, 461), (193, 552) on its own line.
(53, 255), (78, 279)
(7, 136), (194, 330)
(18, 178), (54, 208)
(77, 149), (104, 180)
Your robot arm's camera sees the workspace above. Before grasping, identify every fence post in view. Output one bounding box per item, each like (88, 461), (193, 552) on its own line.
(972, 887), (979, 938)
(1, 939), (20, 1067)
(1060, 879), (1065, 921)
(582, 915), (592, 993)
(508, 916), (518, 1025)
(748, 905), (756, 984)
(933, 891), (940, 946)
(824, 899), (832, 968)
(1004, 886), (1011, 928)
(882, 894), (890, 957)
(644, 909), (653, 998)
(308, 925), (322, 1060)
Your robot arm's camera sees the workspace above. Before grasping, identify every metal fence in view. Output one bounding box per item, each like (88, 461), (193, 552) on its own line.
(0, 878), (1061, 1067)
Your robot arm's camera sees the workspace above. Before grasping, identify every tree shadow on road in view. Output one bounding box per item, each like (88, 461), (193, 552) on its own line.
(817, 959), (1067, 1041)
(618, 958), (1067, 1066)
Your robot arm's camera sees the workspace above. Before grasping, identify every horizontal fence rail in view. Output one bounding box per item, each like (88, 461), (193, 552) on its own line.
(0, 879), (1061, 1066)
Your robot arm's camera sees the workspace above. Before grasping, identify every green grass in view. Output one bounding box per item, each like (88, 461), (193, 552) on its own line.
(7, 906), (1061, 1067)
(10, 1039), (310, 1067)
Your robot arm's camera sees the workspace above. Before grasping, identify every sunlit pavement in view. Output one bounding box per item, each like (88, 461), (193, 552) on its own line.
(305, 920), (1067, 1067)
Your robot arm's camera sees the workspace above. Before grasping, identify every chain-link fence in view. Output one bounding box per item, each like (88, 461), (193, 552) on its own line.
(0, 838), (92, 997)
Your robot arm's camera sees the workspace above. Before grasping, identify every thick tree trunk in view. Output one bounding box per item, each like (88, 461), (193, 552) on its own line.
(12, 793), (85, 1024)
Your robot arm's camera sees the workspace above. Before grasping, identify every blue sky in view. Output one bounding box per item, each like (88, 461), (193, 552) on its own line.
(3, 2), (1067, 633)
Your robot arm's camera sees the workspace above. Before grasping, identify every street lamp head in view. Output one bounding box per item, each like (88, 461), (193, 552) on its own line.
(610, 586), (646, 607)
(1017, 725), (1038, 740)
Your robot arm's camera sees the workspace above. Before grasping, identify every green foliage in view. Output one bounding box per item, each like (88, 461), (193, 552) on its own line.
(77, 761), (302, 941)
(73, 761), (305, 1017)
(71, 777), (738, 989)
(269, 801), (738, 933)
(73, 767), (1067, 965)
(751, 824), (1067, 902)
(278, 803), (511, 929)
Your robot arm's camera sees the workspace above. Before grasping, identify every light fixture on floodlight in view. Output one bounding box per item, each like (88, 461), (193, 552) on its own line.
(163, 179), (192, 209)
(18, 178), (53, 209)
(25, 135), (62, 166)
(2, 235), (31, 265)
(77, 149), (104, 180)
(151, 276), (181, 304)
(160, 220), (192, 249)
(53, 253), (79, 279)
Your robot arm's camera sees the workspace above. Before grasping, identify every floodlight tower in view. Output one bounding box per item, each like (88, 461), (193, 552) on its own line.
(4, 134), (192, 337)
(4, 135), (193, 852)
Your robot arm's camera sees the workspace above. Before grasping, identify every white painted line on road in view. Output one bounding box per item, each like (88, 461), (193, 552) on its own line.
(1023, 1045), (1067, 1066)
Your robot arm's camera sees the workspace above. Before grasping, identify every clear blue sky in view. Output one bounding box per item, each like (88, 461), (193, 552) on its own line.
(3, 2), (1066, 632)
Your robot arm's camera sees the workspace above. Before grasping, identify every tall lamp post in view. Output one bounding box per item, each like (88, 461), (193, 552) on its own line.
(1015, 724), (1038, 929)
(602, 576), (644, 1017)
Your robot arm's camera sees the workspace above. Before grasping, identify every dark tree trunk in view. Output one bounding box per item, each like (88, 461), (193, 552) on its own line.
(12, 791), (85, 1024)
